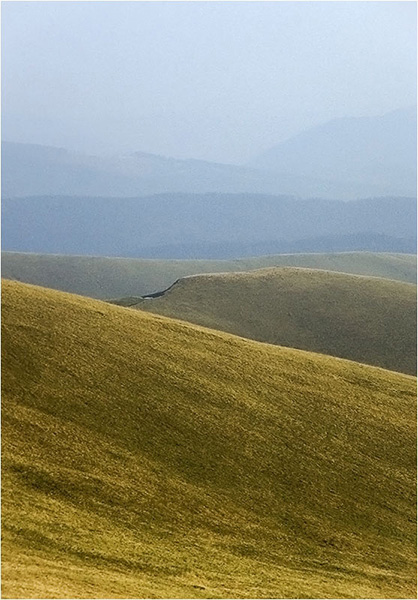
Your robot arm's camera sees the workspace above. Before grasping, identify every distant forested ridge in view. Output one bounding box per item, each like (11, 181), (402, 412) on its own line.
(2, 194), (416, 259)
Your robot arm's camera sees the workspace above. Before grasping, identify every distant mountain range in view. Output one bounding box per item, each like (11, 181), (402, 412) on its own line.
(2, 107), (416, 200)
(2, 194), (416, 259)
(250, 107), (417, 198)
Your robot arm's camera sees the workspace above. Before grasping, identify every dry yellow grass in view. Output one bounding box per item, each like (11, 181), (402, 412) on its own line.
(2, 250), (416, 299)
(2, 279), (417, 598)
(137, 266), (417, 375)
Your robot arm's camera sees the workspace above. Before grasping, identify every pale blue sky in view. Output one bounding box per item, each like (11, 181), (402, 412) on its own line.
(2, 1), (416, 163)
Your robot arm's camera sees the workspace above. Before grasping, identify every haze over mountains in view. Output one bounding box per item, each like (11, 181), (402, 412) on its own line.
(3, 107), (415, 260)
(2, 2), (416, 598)
(2, 107), (416, 200)
(250, 107), (417, 197)
(2, 195), (416, 259)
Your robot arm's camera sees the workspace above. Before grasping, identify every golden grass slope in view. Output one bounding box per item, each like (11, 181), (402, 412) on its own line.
(2, 279), (417, 598)
(137, 267), (417, 375)
(2, 251), (416, 299)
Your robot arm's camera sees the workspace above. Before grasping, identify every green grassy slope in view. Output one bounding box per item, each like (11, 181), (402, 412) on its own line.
(137, 267), (417, 375)
(2, 251), (416, 299)
(2, 279), (416, 598)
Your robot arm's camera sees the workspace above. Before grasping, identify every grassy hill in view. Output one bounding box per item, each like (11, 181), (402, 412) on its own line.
(2, 279), (417, 598)
(2, 251), (416, 300)
(135, 267), (417, 375)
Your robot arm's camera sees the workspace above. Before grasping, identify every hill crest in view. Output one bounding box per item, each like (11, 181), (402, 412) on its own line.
(2, 251), (416, 300)
(137, 266), (417, 375)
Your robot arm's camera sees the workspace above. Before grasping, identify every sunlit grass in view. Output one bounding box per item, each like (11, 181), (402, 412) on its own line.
(135, 266), (417, 375)
(2, 250), (416, 299)
(2, 279), (416, 598)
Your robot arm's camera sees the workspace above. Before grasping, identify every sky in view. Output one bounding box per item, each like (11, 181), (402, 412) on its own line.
(2, 1), (417, 164)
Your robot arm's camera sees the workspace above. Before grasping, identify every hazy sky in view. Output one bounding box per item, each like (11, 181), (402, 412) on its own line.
(2, 1), (416, 163)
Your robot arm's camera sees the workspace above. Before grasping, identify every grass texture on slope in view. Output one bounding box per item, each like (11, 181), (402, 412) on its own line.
(136, 267), (417, 376)
(2, 251), (416, 299)
(2, 279), (417, 599)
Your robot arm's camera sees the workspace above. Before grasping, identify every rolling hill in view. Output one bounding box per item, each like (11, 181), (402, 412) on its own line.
(133, 267), (417, 375)
(2, 194), (416, 259)
(2, 279), (416, 598)
(1, 250), (416, 300)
